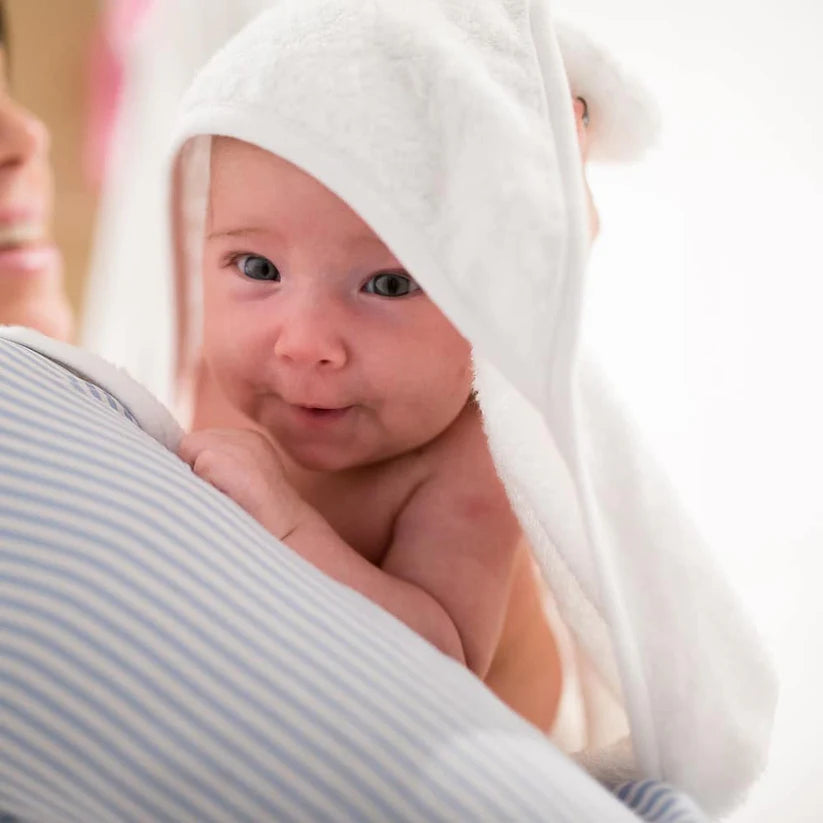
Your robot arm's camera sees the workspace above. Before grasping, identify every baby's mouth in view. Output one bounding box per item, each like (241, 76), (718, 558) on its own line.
(291, 404), (354, 423)
(300, 405), (351, 416)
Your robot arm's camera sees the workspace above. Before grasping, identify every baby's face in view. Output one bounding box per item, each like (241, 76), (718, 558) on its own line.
(202, 138), (473, 472)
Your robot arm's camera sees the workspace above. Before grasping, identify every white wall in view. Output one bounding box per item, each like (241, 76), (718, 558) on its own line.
(554, 1), (823, 819)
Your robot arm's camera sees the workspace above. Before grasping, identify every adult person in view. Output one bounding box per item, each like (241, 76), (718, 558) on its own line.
(0, 4), (72, 341)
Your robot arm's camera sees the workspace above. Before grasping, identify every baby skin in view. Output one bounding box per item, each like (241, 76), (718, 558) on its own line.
(179, 137), (563, 731)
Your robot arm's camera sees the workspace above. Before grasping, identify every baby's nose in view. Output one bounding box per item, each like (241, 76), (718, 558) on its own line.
(273, 303), (348, 369)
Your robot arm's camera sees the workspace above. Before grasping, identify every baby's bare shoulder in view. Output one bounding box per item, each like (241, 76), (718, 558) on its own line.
(384, 399), (522, 674)
(398, 399), (515, 536)
(424, 398), (500, 485)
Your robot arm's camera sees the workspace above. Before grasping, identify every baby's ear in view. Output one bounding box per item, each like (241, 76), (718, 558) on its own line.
(570, 97), (599, 241)
(572, 96), (591, 162)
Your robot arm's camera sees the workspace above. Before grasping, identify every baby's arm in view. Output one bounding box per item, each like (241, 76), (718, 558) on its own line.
(285, 505), (469, 662)
(178, 428), (515, 668)
(380, 438), (523, 677)
(287, 456), (522, 676)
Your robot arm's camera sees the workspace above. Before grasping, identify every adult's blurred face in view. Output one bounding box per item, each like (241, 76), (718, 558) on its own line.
(0, 43), (71, 340)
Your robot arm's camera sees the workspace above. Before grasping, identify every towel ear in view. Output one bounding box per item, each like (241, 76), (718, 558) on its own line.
(557, 21), (661, 163)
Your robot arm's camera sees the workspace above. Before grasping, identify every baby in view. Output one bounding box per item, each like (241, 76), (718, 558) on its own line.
(178, 100), (594, 732)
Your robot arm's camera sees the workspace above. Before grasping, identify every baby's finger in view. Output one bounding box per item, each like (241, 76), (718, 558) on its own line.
(177, 430), (219, 467)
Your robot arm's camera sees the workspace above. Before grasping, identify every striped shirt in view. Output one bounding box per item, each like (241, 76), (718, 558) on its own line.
(0, 338), (704, 822)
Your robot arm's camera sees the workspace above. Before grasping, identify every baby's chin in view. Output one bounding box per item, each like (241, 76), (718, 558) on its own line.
(276, 428), (423, 475)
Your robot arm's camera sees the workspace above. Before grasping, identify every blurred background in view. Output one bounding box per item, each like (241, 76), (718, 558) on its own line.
(4, 0), (822, 819)
(4, 0), (100, 314)
(556, 1), (823, 820)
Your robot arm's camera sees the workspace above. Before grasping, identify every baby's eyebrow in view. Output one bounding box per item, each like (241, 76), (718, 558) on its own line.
(206, 226), (272, 240)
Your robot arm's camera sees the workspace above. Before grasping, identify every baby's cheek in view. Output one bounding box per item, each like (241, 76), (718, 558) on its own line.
(454, 353), (474, 391)
(202, 332), (251, 405)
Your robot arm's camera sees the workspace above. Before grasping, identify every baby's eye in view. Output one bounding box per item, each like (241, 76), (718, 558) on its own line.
(362, 271), (420, 298)
(235, 254), (280, 282)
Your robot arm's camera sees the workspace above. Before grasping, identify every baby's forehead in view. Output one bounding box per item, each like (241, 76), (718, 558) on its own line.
(205, 136), (400, 261)
(208, 136), (304, 196)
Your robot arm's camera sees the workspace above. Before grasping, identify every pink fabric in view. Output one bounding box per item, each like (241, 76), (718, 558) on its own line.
(84, 0), (154, 185)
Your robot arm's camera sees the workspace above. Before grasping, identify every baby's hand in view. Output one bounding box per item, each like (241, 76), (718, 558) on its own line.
(178, 429), (307, 540)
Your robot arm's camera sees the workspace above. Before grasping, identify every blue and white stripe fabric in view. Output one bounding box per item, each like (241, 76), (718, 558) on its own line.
(616, 781), (707, 822)
(0, 338), (703, 822)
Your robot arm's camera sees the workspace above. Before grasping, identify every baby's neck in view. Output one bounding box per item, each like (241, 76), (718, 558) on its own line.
(276, 449), (360, 499)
